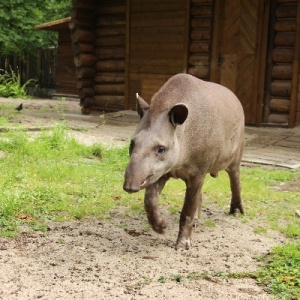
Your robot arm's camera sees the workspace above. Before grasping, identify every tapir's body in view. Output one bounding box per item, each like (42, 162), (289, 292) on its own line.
(123, 74), (244, 249)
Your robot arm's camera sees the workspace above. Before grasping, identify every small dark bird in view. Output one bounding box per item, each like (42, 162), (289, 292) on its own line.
(15, 103), (23, 111)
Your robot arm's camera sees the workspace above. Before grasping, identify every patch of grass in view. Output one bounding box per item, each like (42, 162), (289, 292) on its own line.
(0, 124), (136, 236)
(202, 219), (216, 228)
(255, 242), (300, 300)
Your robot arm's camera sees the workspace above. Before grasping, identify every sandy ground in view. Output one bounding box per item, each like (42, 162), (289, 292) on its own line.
(0, 98), (290, 299)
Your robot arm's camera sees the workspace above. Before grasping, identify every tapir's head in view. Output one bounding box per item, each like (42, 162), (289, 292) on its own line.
(123, 93), (188, 193)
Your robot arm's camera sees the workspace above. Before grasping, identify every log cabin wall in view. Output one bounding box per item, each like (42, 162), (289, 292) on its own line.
(263, 0), (300, 127)
(94, 0), (126, 111)
(70, 0), (300, 127)
(126, 0), (188, 109)
(70, 0), (97, 111)
(187, 0), (214, 80)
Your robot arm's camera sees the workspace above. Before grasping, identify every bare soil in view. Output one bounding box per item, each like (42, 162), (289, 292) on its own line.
(0, 98), (290, 300)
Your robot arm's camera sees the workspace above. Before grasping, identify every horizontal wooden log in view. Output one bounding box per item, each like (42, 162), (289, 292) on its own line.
(274, 20), (296, 32)
(95, 15), (126, 26)
(95, 47), (126, 60)
(189, 42), (210, 53)
(68, 19), (94, 30)
(191, 29), (211, 41)
(76, 79), (94, 89)
(74, 54), (97, 67)
(274, 32), (295, 46)
(190, 5), (213, 16)
(72, 0), (96, 10)
(267, 114), (289, 124)
(76, 67), (96, 79)
(94, 84), (125, 95)
(70, 8), (96, 21)
(94, 73), (125, 83)
(131, 34), (184, 44)
(272, 47), (294, 63)
(71, 29), (95, 43)
(80, 96), (95, 108)
(95, 26), (126, 37)
(191, 0), (213, 3)
(272, 65), (293, 80)
(93, 95), (124, 110)
(188, 66), (209, 78)
(270, 98), (290, 113)
(95, 36), (126, 47)
(191, 17), (211, 28)
(188, 54), (210, 66)
(130, 57), (183, 67)
(271, 80), (292, 97)
(96, 5), (126, 15)
(78, 88), (95, 98)
(72, 43), (94, 55)
(275, 4), (297, 18)
(96, 60), (125, 72)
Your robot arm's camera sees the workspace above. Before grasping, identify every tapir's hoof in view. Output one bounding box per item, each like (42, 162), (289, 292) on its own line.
(229, 205), (244, 216)
(175, 237), (192, 250)
(151, 219), (168, 234)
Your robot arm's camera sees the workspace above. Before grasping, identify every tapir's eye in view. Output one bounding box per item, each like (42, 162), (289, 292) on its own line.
(157, 146), (166, 154)
(129, 140), (135, 155)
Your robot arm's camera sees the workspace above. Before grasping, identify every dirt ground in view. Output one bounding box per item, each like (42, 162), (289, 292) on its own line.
(0, 98), (291, 299)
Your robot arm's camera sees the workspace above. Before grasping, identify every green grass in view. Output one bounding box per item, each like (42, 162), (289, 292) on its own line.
(255, 242), (300, 300)
(0, 124), (300, 299)
(0, 124), (143, 236)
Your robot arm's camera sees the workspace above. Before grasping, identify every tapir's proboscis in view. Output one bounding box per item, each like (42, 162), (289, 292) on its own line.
(123, 74), (245, 250)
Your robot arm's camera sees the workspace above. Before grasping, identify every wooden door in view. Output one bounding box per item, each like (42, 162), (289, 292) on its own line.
(211, 0), (265, 125)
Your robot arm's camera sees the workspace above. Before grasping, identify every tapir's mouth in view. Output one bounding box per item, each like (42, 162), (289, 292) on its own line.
(140, 175), (153, 189)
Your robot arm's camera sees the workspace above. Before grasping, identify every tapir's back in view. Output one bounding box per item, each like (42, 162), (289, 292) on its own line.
(150, 73), (245, 170)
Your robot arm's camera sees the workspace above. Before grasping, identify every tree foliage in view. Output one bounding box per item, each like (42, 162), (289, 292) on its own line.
(0, 0), (71, 57)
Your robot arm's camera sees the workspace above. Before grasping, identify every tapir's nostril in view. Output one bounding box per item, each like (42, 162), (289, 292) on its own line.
(123, 184), (139, 194)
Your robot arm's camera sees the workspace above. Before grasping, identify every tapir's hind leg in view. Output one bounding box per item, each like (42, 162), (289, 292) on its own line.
(226, 167), (244, 215)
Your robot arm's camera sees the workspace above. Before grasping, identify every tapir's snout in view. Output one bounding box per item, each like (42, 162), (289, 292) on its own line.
(123, 182), (140, 193)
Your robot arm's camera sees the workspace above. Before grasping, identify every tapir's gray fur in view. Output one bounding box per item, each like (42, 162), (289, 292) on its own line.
(123, 73), (244, 250)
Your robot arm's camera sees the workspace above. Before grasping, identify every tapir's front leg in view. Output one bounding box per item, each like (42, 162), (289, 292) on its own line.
(144, 176), (169, 234)
(176, 175), (205, 250)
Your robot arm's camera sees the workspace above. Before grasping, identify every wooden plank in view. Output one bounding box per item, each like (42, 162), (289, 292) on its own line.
(95, 36), (126, 47)
(130, 10), (185, 20)
(130, 49), (183, 59)
(130, 57), (183, 67)
(130, 18), (185, 28)
(130, 1), (185, 12)
(95, 47), (126, 59)
(130, 43), (184, 51)
(130, 34), (185, 43)
(129, 64), (182, 75)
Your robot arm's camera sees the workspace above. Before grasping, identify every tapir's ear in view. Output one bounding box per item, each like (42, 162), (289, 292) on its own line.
(136, 93), (149, 119)
(169, 103), (188, 127)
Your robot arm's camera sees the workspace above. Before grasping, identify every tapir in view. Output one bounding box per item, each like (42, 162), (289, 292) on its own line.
(123, 73), (245, 250)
